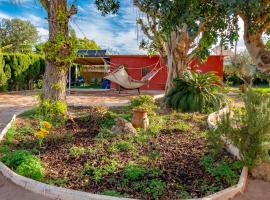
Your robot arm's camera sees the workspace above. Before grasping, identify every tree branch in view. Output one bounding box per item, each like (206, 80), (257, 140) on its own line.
(39, 0), (49, 11)
(137, 18), (154, 40)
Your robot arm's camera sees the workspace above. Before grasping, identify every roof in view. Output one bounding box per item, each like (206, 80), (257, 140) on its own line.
(77, 49), (108, 57)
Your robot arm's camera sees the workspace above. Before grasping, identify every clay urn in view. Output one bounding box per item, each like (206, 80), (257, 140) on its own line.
(131, 108), (149, 130)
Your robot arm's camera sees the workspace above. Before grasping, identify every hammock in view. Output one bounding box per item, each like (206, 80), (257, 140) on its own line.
(104, 62), (162, 90)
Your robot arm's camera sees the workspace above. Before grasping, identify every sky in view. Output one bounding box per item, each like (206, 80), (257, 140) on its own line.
(0, 0), (248, 54)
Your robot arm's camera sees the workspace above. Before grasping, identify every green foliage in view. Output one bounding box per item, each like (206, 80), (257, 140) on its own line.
(133, 179), (166, 200)
(0, 18), (38, 53)
(101, 189), (122, 197)
(0, 53), (44, 91)
(47, 177), (68, 187)
(16, 156), (44, 181)
(96, 128), (115, 140)
(200, 153), (242, 186)
(110, 141), (136, 152)
(1, 150), (44, 181)
(4, 125), (17, 145)
(130, 95), (157, 116)
(215, 90), (270, 168)
(36, 98), (67, 124)
(123, 164), (146, 181)
(68, 146), (85, 157)
(91, 159), (119, 183)
(166, 70), (224, 113)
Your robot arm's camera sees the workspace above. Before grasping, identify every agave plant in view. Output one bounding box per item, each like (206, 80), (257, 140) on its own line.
(166, 70), (224, 113)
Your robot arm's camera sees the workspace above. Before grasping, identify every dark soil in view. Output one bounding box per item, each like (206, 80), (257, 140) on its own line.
(7, 106), (241, 200)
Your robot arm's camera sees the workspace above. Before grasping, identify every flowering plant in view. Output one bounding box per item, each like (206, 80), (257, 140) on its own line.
(34, 121), (52, 147)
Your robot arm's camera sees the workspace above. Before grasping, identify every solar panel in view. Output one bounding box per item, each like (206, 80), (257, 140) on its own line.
(77, 49), (107, 57)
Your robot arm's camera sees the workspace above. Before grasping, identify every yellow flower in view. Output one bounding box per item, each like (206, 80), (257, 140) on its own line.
(40, 128), (49, 134)
(34, 131), (45, 139)
(43, 121), (52, 129)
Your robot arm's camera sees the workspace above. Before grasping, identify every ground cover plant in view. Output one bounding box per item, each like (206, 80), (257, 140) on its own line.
(0, 96), (242, 199)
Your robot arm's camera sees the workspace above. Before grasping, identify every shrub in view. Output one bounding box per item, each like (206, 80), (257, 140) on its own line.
(16, 156), (44, 181)
(130, 95), (157, 116)
(214, 90), (270, 168)
(0, 53), (45, 91)
(123, 164), (146, 181)
(36, 98), (67, 124)
(166, 70), (224, 113)
(1, 150), (45, 181)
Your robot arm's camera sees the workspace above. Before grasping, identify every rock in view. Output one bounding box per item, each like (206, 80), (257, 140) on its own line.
(251, 163), (270, 182)
(111, 117), (137, 135)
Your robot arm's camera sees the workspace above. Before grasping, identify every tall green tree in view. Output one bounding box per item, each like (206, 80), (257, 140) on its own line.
(226, 0), (270, 72)
(0, 18), (38, 52)
(23, 0), (118, 102)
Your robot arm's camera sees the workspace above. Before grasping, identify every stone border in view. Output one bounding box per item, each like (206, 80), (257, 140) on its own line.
(0, 106), (247, 200)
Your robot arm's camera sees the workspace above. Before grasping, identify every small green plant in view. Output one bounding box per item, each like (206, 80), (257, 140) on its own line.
(166, 70), (224, 113)
(111, 141), (136, 152)
(91, 159), (119, 182)
(144, 179), (166, 199)
(1, 150), (44, 181)
(130, 95), (157, 116)
(69, 146), (85, 157)
(47, 177), (68, 187)
(65, 132), (74, 142)
(4, 125), (17, 145)
(101, 189), (122, 197)
(123, 164), (146, 181)
(96, 128), (115, 140)
(133, 179), (166, 200)
(177, 191), (190, 199)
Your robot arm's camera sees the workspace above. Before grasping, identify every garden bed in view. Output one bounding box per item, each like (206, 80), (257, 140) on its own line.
(0, 105), (242, 200)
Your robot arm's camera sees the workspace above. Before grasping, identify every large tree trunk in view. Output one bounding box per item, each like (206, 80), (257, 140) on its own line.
(164, 30), (190, 94)
(243, 22), (270, 73)
(43, 0), (70, 102)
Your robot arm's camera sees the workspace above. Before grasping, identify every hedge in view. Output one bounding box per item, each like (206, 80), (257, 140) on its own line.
(0, 53), (45, 91)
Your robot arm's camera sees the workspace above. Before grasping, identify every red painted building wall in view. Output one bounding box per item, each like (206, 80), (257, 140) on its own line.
(110, 55), (224, 90)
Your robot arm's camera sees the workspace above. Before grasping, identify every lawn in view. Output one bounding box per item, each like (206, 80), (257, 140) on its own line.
(0, 99), (242, 199)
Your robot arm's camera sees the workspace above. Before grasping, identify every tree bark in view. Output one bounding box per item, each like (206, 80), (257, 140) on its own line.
(164, 30), (190, 94)
(42, 0), (70, 102)
(243, 22), (270, 73)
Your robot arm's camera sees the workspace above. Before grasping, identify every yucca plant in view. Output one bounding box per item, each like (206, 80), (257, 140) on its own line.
(166, 70), (224, 113)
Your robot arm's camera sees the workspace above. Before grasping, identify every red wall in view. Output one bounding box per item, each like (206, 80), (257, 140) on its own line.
(110, 55), (224, 90)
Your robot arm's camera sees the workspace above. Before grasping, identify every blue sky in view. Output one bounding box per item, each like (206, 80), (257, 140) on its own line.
(0, 0), (146, 54)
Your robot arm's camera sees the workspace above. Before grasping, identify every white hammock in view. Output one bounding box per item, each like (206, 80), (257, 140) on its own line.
(104, 65), (145, 89)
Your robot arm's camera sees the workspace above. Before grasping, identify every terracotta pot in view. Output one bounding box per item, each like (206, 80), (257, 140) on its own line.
(132, 109), (149, 130)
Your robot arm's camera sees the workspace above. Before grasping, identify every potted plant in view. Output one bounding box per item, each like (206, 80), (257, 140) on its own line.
(131, 104), (149, 130)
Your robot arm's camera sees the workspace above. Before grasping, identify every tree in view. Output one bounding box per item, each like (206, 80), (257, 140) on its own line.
(98, 0), (238, 93)
(228, 1), (270, 73)
(29, 0), (113, 102)
(229, 51), (256, 87)
(0, 18), (38, 52)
